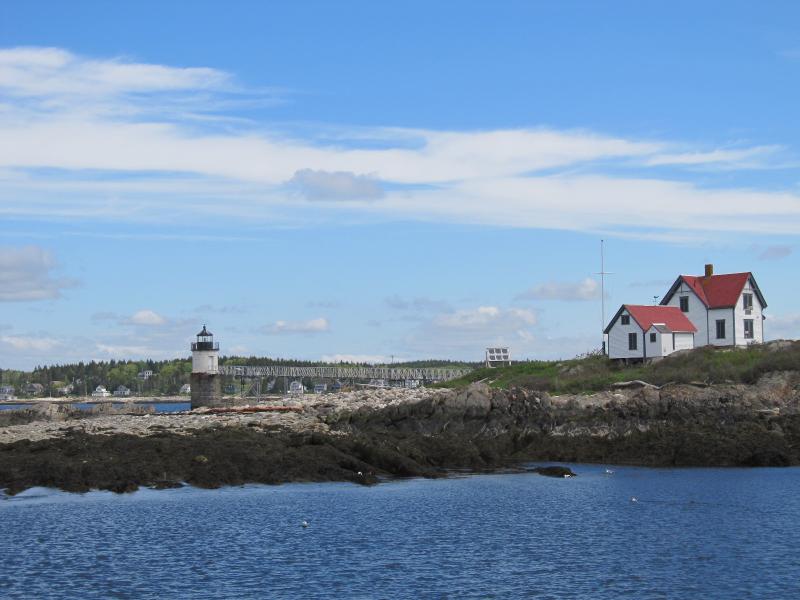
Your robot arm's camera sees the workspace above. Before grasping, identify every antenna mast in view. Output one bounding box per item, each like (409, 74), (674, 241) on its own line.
(595, 239), (613, 353)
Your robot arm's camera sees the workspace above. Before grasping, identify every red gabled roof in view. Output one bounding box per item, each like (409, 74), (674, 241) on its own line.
(679, 273), (751, 308)
(624, 305), (697, 333)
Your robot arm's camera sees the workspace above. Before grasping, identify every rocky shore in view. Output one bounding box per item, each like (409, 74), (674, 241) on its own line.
(1, 372), (799, 495)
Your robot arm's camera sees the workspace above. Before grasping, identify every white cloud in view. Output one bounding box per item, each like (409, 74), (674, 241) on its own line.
(289, 169), (383, 201)
(384, 295), (452, 313)
(401, 306), (538, 359)
(321, 354), (395, 364)
(0, 335), (60, 351)
(432, 306), (536, 333)
(260, 317), (330, 335)
(95, 343), (162, 358)
(0, 245), (76, 301)
(517, 278), (600, 301)
(645, 146), (781, 167)
(0, 46), (229, 98)
(766, 314), (800, 340)
(0, 46), (798, 238)
(128, 309), (167, 326)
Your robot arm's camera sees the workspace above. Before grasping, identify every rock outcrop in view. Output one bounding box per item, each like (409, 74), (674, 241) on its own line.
(1, 373), (799, 495)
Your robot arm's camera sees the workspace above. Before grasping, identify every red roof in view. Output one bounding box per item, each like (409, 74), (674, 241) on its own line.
(624, 305), (697, 333)
(679, 272), (751, 308)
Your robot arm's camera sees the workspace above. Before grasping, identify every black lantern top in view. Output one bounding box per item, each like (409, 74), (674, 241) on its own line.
(191, 325), (219, 351)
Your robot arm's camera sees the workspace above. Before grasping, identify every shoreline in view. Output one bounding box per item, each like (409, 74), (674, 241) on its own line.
(1, 377), (798, 495)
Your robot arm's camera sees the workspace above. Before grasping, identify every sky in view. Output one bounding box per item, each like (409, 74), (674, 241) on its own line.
(1, 1), (799, 370)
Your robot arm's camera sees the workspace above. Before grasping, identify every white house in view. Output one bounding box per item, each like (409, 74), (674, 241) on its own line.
(113, 385), (131, 397)
(91, 385), (111, 398)
(604, 304), (697, 361)
(660, 264), (767, 347)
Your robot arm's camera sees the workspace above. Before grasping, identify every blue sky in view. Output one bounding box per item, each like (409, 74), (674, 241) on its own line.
(1, 1), (799, 369)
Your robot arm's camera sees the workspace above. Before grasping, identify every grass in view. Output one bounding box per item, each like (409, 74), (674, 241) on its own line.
(435, 341), (800, 393)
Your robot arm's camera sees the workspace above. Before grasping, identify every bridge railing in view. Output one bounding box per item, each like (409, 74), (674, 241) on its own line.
(218, 365), (470, 382)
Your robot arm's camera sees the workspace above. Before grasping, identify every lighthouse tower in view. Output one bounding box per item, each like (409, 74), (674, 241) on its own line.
(190, 325), (221, 408)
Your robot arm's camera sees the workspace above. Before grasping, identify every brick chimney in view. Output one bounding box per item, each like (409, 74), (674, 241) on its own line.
(704, 263), (714, 278)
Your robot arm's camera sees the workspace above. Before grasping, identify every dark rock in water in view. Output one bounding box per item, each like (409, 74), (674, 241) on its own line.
(152, 480), (184, 490)
(531, 466), (576, 478)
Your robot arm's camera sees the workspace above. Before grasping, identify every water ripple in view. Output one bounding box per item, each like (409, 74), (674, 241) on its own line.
(2, 466), (800, 598)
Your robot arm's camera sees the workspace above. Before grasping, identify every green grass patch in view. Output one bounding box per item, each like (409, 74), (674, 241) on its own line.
(435, 341), (800, 393)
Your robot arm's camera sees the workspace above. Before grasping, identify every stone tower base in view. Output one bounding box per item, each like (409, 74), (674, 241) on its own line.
(191, 372), (221, 409)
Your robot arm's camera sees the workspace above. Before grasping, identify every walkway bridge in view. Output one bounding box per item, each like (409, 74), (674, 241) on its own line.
(218, 364), (471, 383)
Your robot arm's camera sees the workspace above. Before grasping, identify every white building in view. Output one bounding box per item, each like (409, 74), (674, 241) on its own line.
(660, 264), (767, 347)
(113, 385), (131, 397)
(485, 347), (511, 368)
(604, 305), (697, 361)
(92, 385), (111, 398)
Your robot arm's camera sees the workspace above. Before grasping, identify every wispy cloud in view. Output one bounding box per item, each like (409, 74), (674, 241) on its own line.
(92, 309), (169, 326)
(645, 145), (781, 168)
(1, 46), (799, 239)
(0, 334), (60, 352)
(765, 313), (800, 340)
(128, 309), (167, 326)
(758, 244), (792, 261)
(259, 317), (330, 335)
(516, 278), (600, 302)
(0, 245), (77, 301)
(384, 295), (452, 313)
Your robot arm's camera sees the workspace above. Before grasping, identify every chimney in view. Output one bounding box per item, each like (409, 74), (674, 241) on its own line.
(704, 263), (714, 278)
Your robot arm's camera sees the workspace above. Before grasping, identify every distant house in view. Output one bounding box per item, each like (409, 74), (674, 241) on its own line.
(604, 305), (697, 361)
(179, 383), (191, 395)
(23, 383), (45, 396)
(113, 385), (131, 397)
(660, 264), (767, 347)
(137, 370), (154, 380)
(57, 383), (74, 396)
(0, 385), (15, 401)
(91, 385), (111, 398)
(289, 380), (304, 395)
(313, 383), (327, 394)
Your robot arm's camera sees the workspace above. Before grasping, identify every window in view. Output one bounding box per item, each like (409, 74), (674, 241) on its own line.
(649, 333), (657, 343)
(621, 315), (630, 325)
(628, 332), (638, 350)
(744, 319), (754, 339)
(679, 296), (689, 312)
(743, 293), (753, 312)
(716, 319), (726, 340)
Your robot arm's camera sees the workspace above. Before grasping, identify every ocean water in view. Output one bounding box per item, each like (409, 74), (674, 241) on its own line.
(2, 465), (799, 599)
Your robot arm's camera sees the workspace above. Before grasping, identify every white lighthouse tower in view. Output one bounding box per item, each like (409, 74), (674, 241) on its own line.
(190, 325), (221, 408)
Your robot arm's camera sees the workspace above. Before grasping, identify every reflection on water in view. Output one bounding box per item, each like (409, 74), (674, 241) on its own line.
(2, 465), (799, 599)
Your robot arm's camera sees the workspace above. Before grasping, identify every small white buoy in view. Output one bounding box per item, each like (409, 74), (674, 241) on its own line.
(630, 497), (638, 503)
(301, 520), (309, 528)
(605, 468), (614, 475)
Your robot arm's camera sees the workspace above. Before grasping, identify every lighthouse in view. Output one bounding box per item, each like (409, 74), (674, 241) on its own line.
(190, 325), (221, 408)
